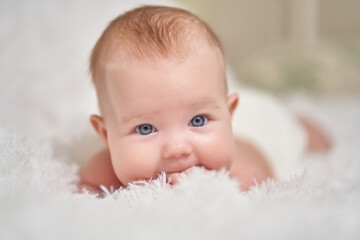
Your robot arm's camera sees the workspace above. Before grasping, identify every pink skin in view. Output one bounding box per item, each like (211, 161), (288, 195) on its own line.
(90, 47), (239, 187)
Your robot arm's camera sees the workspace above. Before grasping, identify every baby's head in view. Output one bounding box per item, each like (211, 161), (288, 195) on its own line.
(89, 6), (239, 186)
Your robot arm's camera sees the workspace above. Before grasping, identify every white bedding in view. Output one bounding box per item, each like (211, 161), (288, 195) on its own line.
(1, 1), (360, 239)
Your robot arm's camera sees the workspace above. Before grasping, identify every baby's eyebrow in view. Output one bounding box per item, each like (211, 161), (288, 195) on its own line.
(190, 99), (220, 110)
(120, 110), (161, 124)
(120, 99), (219, 124)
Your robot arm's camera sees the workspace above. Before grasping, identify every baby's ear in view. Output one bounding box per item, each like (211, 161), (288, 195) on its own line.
(227, 93), (239, 118)
(90, 115), (109, 146)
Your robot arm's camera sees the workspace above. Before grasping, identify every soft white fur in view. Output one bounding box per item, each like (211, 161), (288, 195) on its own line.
(1, 1), (360, 239)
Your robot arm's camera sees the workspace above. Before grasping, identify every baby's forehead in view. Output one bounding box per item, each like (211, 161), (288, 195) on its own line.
(98, 52), (227, 120)
(106, 47), (225, 81)
(104, 59), (225, 103)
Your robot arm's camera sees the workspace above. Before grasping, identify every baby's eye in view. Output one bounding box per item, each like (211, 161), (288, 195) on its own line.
(136, 124), (155, 135)
(189, 115), (208, 127)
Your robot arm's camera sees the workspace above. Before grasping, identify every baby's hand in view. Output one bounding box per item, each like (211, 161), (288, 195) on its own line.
(166, 165), (200, 185)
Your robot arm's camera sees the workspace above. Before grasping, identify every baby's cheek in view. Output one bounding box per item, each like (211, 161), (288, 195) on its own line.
(111, 143), (160, 183)
(197, 134), (234, 170)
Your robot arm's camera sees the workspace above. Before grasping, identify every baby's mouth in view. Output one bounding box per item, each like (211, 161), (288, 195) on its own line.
(166, 165), (203, 185)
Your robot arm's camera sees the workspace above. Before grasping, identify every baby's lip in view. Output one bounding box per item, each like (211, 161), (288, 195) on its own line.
(166, 164), (203, 174)
(166, 165), (202, 185)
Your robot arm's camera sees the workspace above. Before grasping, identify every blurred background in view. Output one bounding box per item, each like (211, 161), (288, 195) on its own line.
(0, 0), (359, 138)
(179, 0), (360, 96)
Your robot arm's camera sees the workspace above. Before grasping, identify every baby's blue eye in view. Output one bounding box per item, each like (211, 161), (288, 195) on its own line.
(190, 115), (208, 127)
(136, 124), (155, 135)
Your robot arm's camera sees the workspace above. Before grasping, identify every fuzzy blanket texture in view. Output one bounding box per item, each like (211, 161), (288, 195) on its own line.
(1, 0), (360, 239)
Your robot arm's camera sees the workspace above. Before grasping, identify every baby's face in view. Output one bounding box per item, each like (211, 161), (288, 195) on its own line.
(98, 48), (238, 186)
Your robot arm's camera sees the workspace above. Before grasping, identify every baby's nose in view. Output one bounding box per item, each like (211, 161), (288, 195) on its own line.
(162, 141), (192, 159)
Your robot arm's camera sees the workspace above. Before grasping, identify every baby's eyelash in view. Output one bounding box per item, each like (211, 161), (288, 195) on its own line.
(196, 113), (213, 120)
(133, 123), (157, 135)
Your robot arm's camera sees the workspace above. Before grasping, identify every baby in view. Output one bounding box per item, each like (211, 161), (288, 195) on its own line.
(78, 5), (330, 193)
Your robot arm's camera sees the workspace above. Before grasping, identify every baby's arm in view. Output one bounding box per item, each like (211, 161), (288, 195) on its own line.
(230, 138), (275, 191)
(78, 148), (121, 193)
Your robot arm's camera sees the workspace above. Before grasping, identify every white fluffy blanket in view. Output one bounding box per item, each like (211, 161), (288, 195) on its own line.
(1, 1), (360, 239)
